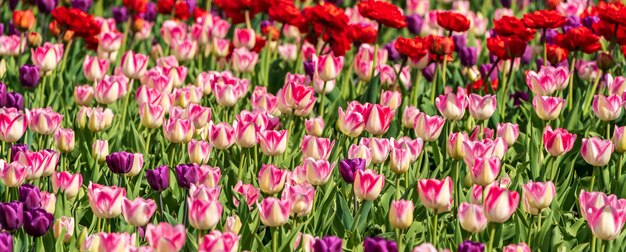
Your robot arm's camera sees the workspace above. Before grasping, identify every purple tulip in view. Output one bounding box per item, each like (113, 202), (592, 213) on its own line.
(24, 208), (54, 237)
(143, 2), (157, 22)
(406, 14), (423, 35)
(0, 82), (7, 107)
(0, 23), (4, 36)
(541, 29), (558, 44)
(105, 152), (134, 174)
(19, 64), (40, 89)
(0, 232), (12, 252)
(563, 15), (581, 33)
(303, 60), (315, 80)
(0, 201), (24, 231)
(6, 92), (24, 110)
(19, 183), (41, 210)
(9, 0), (19, 10)
(339, 158), (365, 184)
(422, 63), (436, 82)
(458, 240), (485, 252)
(36, 0), (58, 14)
(112, 7), (129, 23)
(510, 91), (529, 107)
(500, 0), (511, 8)
(363, 237), (397, 252)
(146, 165), (170, 192)
(453, 35), (467, 53)
(324, 0), (344, 6)
(479, 64), (498, 81)
(313, 236), (342, 252)
(71, 0), (93, 12)
(175, 163), (199, 189)
(11, 144), (28, 162)
(459, 47), (478, 67)
(582, 15), (600, 30)
(7, 22), (18, 36)
(384, 41), (401, 62)
(521, 46), (533, 65)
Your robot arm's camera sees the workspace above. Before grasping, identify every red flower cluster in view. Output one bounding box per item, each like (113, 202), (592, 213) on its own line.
(467, 79), (499, 94)
(174, 1), (191, 20)
(156, 0), (175, 14)
(214, 0), (270, 24)
(348, 24), (377, 45)
(493, 16), (536, 41)
(486, 36), (527, 60)
(357, 0), (406, 29)
(546, 44), (569, 65)
(123, 0), (148, 14)
(522, 10), (567, 29)
(51, 7), (101, 50)
(553, 27), (601, 54)
(268, 0), (305, 28)
(436, 11), (470, 32)
(597, 1), (626, 26)
(425, 35), (454, 62)
(301, 4), (351, 56)
(394, 36), (428, 59)
(592, 19), (626, 45)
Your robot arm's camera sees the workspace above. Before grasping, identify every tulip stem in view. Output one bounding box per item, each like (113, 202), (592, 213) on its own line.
(590, 169), (596, 192)
(454, 160), (460, 210)
(618, 155), (624, 179)
(159, 192), (165, 221)
(543, 29), (548, 67)
(431, 210), (438, 245)
(487, 224), (496, 252)
(591, 236), (597, 252)
(395, 176), (401, 199)
(441, 56), (448, 85)
(272, 227), (278, 252)
(118, 79), (135, 140)
(320, 81), (327, 116)
(430, 63), (439, 104)
(567, 55), (578, 111)
(582, 70), (603, 116)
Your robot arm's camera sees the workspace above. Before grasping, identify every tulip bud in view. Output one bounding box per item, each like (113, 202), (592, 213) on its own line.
(533, 96), (565, 121)
(188, 198), (223, 230)
(468, 94), (497, 120)
(581, 137), (614, 167)
(592, 94), (623, 121)
(53, 216), (74, 243)
(354, 169), (384, 201)
(496, 123), (519, 146)
(522, 181), (555, 210)
(304, 117), (325, 137)
(469, 157), (501, 186)
(27, 32), (42, 47)
(436, 93), (468, 120)
(414, 112), (445, 141)
(258, 164), (287, 195)
(281, 183), (315, 217)
(613, 126), (626, 153)
(188, 139), (212, 165)
(458, 203), (487, 233)
(54, 128), (75, 153)
(92, 139), (109, 162)
(389, 200), (414, 229)
(304, 158), (335, 186)
(418, 177), (453, 212)
(483, 186), (519, 223)
(257, 197), (290, 227)
(224, 215), (242, 234)
(597, 52), (615, 71)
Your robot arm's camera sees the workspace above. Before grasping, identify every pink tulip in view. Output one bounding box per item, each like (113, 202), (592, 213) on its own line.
(543, 126), (577, 156)
(198, 165), (221, 188)
(364, 103), (395, 136)
(483, 186), (519, 223)
(142, 71), (174, 93)
(51, 171), (83, 198)
(301, 135), (335, 160)
(354, 169), (385, 201)
(338, 101), (367, 137)
(354, 44), (387, 81)
(413, 112), (445, 141)
(0, 35), (24, 56)
(83, 55), (110, 82)
(391, 137), (424, 162)
(94, 75), (127, 105)
(258, 130), (288, 156)
(39, 191), (56, 214)
(436, 92), (468, 120)
(462, 138), (507, 167)
(258, 164), (288, 194)
(189, 184), (221, 202)
(389, 200), (414, 229)
(458, 202), (487, 233)
(224, 215), (242, 234)
(188, 140), (212, 165)
(87, 182), (126, 219)
(581, 137), (614, 166)
(592, 94), (623, 121)
(53, 216), (74, 243)
(402, 106), (420, 129)
(304, 117), (325, 137)
(126, 153), (144, 176)
(348, 143), (372, 166)
(447, 132), (469, 160)
(232, 181), (260, 209)
(188, 198), (223, 230)
(496, 123), (519, 147)
(579, 190), (626, 240)
(122, 197), (157, 227)
(609, 76), (626, 96)
(121, 51), (149, 79)
(172, 38), (198, 62)
(54, 128), (75, 153)
(187, 104), (212, 129)
(209, 122), (235, 150)
(522, 181), (555, 210)
(304, 158), (335, 186)
(160, 20), (187, 45)
(98, 31), (123, 52)
(418, 176), (453, 212)
(258, 197), (290, 227)
(26, 107), (63, 135)
(468, 94), (497, 120)
(198, 231), (240, 252)
(74, 85), (95, 106)
(389, 146), (412, 174)
(164, 66), (188, 88)
(139, 102), (165, 129)
(163, 117), (194, 144)
(532, 96), (565, 121)
(92, 139), (110, 162)
(468, 157), (501, 186)
(233, 116), (260, 148)
(195, 71), (214, 95)
(411, 243), (439, 252)
(232, 48), (258, 73)
(502, 243), (531, 252)
(526, 66), (570, 95)
(317, 53), (344, 82)
(362, 137), (390, 164)
(277, 80), (316, 117)
(233, 28), (255, 49)
(285, 73), (311, 86)
(212, 37), (230, 58)
(145, 222), (186, 251)
(16, 149), (59, 179)
(281, 183), (315, 217)
(31, 43), (63, 73)
(614, 126), (626, 153)
(251, 87), (278, 115)
(95, 232), (134, 252)
(0, 160), (28, 187)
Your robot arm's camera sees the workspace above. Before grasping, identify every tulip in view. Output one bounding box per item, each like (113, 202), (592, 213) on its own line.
(172, 38), (198, 62)
(304, 158), (335, 186)
(19, 64), (40, 89)
(212, 37), (230, 58)
(364, 104), (395, 136)
(139, 102), (165, 129)
(40, 191), (56, 214)
(389, 146), (412, 174)
(233, 119), (259, 148)
(98, 31), (123, 53)
(106, 151), (134, 174)
(337, 103), (367, 137)
(258, 164), (288, 194)
(187, 197), (223, 230)
(51, 171), (83, 198)
(502, 243), (531, 252)
(339, 158), (366, 184)
(526, 67), (560, 96)
(0, 160), (28, 187)
(95, 232), (134, 252)
(188, 140), (211, 165)
(436, 92), (468, 120)
(258, 130), (288, 156)
(362, 138), (390, 164)
(458, 240), (486, 252)
(189, 184), (221, 203)
(313, 236), (342, 252)
(317, 53), (344, 82)
(91, 139), (109, 162)
(24, 208), (54, 237)
(233, 28), (255, 49)
(458, 203), (487, 233)
(543, 126), (577, 156)
(447, 132), (468, 160)
(258, 197), (290, 227)
(0, 201), (24, 231)
(146, 165), (170, 192)
(31, 43), (63, 73)
(175, 163), (199, 189)
(348, 143), (372, 167)
(402, 106), (420, 128)
(74, 84), (95, 105)
(26, 107), (63, 135)
(592, 94), (623, 121)
(522, 181), (555, 210)
(198, 230), (240, 252)
(83, 55), (109, 82)
(281, 183), (315, 217)
(468, 94), (497, 120)
(18, 183), (40, 210)
(532, 96), (565, 121)
(413, 112), (445, 141)
(233, 181), (260, 209)
(94, 76), (127, 105)
(0, 233), (11, 252)
(122, 197), (157, 227)
(87, 107), (115, 132)
(277, 80), (316, 116)
(418, 177), (453, 212)
(354, 169), (385, 201)
(392, 137), (424, 162)
(6, 91), (24, 110)
(187, 103), (211, 129)
(54, 128), (75, 153)
(579, 190), (626, 240)
(469, 157), (501, 186)
(301, 135), (335, 160)
(483, 186), (519, 223)
(363, 237), (397, 252)
(232, 48), (258, 73)
(53, 216), (74, 243)
(581, 137), (614, 167)
(145, 223), (186, 251)
(412, 243), (438, 252)
(224, 215), (242, 234)
(163, 117), (194, 144)
(496, 123), (519, 147)
(209, 122), (235, 150)
(354, 44), (387, 81)
(87, 182), (126, 219)
(304, 117), (325, 137)
(614, 126), (626, 153)
(13, 10), (35, 31)
(389, 200), (414, 229)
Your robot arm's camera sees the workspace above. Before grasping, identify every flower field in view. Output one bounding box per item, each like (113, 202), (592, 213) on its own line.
(1, 0), (626, 251)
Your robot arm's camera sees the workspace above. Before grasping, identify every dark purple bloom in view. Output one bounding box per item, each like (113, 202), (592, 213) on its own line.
(71, 0), (93, 12)
(582, 15), (600, 30)
(458, 240), (485, 252)
(175, 163), (199, 189)
(384, 41), (401, 62)
(563, 15), (581, 33)
(112, 7), (129, 23)
(459, 47), (478, 67)
(143, 2), (157, 22)
(422, 63), (436, 82)
(363, 237), (397, 252)
(146, 165), (170, 192)
(23, 208), (54, 237)
(338, 158), (365, 184)
(0, 201), (24, 231)
(324, 0), (344, 6)
(0, 23), (4, 36)
(0, 232), (12, 252)
(510, 91), (529, 107)
(36, 0), (58, 14)
(7, 22), (19, 36)
(6, 92), (24, 110)
(0, 82), (7, 107)
(453, 35), (467, 53)
(19, 183), (41, 210)
(313, 236), (342, 252)
(260, 20), (274, 32)
(521, 46), (533, 65)
(185, 0), (197, 13)
(19, 64), (40, 89)
(9, 0), (19, 10)
(406, 14), (423, 35)
(541, 29), (558, 44)
(105, 152), (134, 174)
(479, 64), (498, 81)
(500, 0), (511, 8)
(11, 144), (28, 162)
(303, 60), (315, 80)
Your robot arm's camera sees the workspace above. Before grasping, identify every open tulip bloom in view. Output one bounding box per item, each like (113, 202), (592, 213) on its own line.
(5, 1), (626, 252)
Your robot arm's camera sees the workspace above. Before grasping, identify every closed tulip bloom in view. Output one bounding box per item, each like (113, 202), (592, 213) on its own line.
(418, 177), (453, 212)
(122, 197), (157, 227)
(526, 68), (560, 96)
(24, 208), (54, 237)
(579, 190), (626, 240)
(380, 90), (403, 110)
(126, 153), (144, 177)
(301, 135), (335, 160)
(614, 126), (626, 153)
(233, 118), (259, 148)
(94, 76), (127, 105)
(18, 183), (40, 210)
(224, 215), (242, 234)
(389, 146), (412, 174)
(354, 169), (385, 201)
(402, 106), (420, 129)
(0, 201), (24, 231)
(51, 171), (82, 198)
(188, 198), (223, 230)
(83, 55), (110, 82)
(145, 223), (186, 251)
(54, 128), (75, 153)
(281, 183), (315, 217)
(522, 181), (556, 210)
(502, 243), (531, 252)
(189, 184), (221, 203)
(389, 200), (414, 229)
(87, 107), (115, 132)
(26, 107), (63, 135)
(468, 94), (497, 120)
(198, 230), (240, 252)
(436, 92), (468, 120)
(232, 181), (260, 209)
(0, 232), (11, 252)
(91, 139), (109, 162)
(146, 165), (170, 192)
(232, 48), (258, 73)
(175, 163), (199, 189)
(163, 117), (194, 144)
(317, 53), (345, 82)
(304, 117), (325, 137)
(348, 143), (372, 167)
(496, 123), (520, 146)
(413, 112), (445, 141)
(188, 139), (211, 165)
(362, 137), (390, 164)
(31, 43), (63, 73)
(98, 31), (123, 53)
(469, 157), (501, 186)
(209, 122), (235, 150)
(258, 164), (287, 194)
(0, 160), (29, 187)
(19, 64), (40, 89)
(87, 182), (126, 219)
(592, 94), (623, 121)
(363, 237), (397, 252)
(483, 186), (519, 223)
(187, 103), (211, 129)
(233, 28), (255, 49)
(258, 197), (290, 227)
(106, 151), (134, 174)
(543, 126), (577, 156)
(581, 137), (614, 166)
(74, 84), (95, 105)
(458, 203), (487, 233)
(304, 158), (335, 186)
(447, 132), (468, 160)
(172, 39), (198, 62)
(258, 130), (288, 156)
(53, 216), (74, 243)
(338, 106), (366, 137)
(139, 102), (165, 128)
(339, 158), (366, 184)
(0, 108), (26, 142)
(39, 191), (56, 214)
(364, 104), (395, 136)
(532, 96), (565, 121)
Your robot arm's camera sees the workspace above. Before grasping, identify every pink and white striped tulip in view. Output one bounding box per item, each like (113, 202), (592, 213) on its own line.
(436, 92), (468, 120)
(532, 96), (565, 121)
(0, 160), (28, 187)
(258, 164), (288, 194)
(354, 169), (384, 201)
(304, 158), (335, 186)
(354, 44), (387, 81)
(189, 184), (221, 203)
(94, 232), (134, 252)
(172, 39), (198, 62)
(54, 128), (75, 153)
(458, 202), (487, 233)
(233, 28), (256, 49)
(209, 122), (235, 150)
(278, 44), (298, 62)
(413, 112), (445, 141)
(199, 230), (239, 252)
(198, 165), (221, 188)
(389, 200), (414, 229)
(122, 197), (157, 227)
(447, 132), (469, 160)
(121, 51), (149, 79)
(362, 137), (391, 164)
(526, 66), (569, 95)
(251, 87), (278, 115)
(522, 181), (556, 210)
(188, 198), (223, 230)
(232, 48), (258, 73)
(53, 216), (74, 243)
(418, 177), (453, 212)
(301, 135), (335, 160)
(26, 107), (63, 135)
(483, 186), (519, 223)
(188, 140), (212, 165)
(391, 137), (424, 162)
(224, 215), (242, 234)
(317, 53), (345, 82)
(187, 104), (212, 129)
(277, 81), (316, 116)
(502, 243), (531, 252)
(0, 35), (24, 56)
(579, 190), (626, 240)
(496, 123), (519, 147)
(337, 101), (367, 137)
(164, 66), (188, 88)
(139, 102), (165, 129)
(40, 191), (56, 214)
(365, 103), (395, 136)
(87, 182), (126, 219)
(304, 117), (325, 137)
(160, 20), (187, 45)
(348, 143), (372, 167)
(592, 94), (623, 121)
(389, 146), (412, 174)
(380, 90), (402, 110)
(145, 223), (186, 251)
(51, 171), (82, 198)
(83, 55), (110, 82)
(98, 32), (123, 52)
(257, 197), (290, 227)
(40, 149), (60, 177)
(233, 181), (260, 209)
(469, 157), (501, 186)
(92, 139), (109, 162)
(94, 76), (127, 105)
(581, 137), (614, 167)
(258, 130), (288, 156)
(74, 85), (95, 106)
(543, 126), (577, 156)
(614, 126), (626, 153)
(402, 106), (420, 129)
(212, 38), (230, 58)
(163, 117), (194, 144)
(609, 76), (626, 96)
(468, 94), (497, 120)
(31, 43), (63, 73)
(281, 183), (316, 217)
